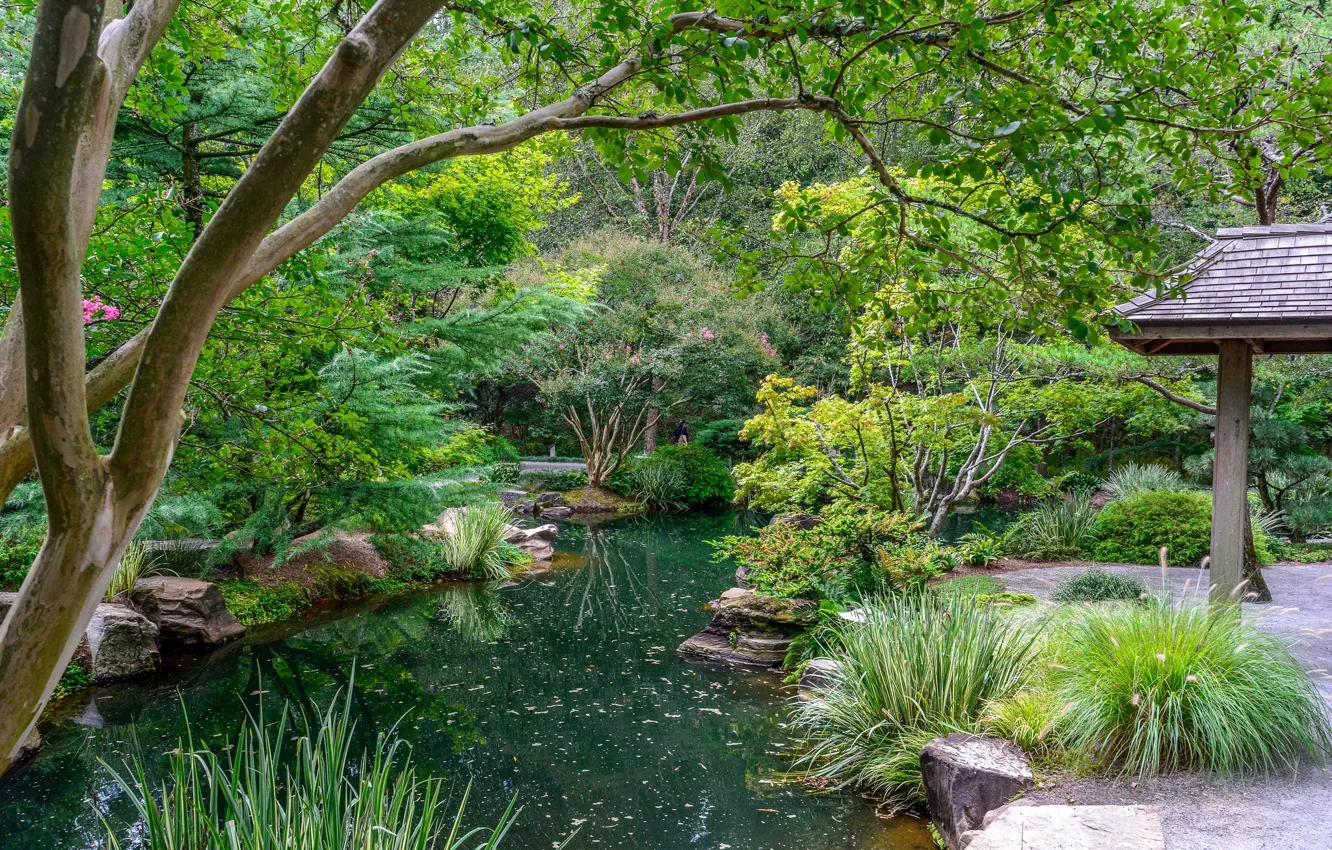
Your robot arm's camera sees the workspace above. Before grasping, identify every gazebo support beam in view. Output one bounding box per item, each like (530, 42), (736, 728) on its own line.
(1211, 340), (1252, 603)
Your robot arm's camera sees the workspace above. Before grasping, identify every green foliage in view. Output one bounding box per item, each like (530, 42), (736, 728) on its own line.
(440, 503), (519, 581)
(1102, 462), (1186, 501)
(693, 419), (755, 462)
(1003, 491), (1100, 560)
(1089, 490), (1212, 566)
(217, 581), (311, 627)
(633, 445), (734, 509)
(0, 482), (44, 590)
(629, 462), (687, 513)
(1055, 601), (1332, 776)
(105, 543), (160, 602)
(791, 593), (1037, 809)
(982, 686), (1067, 754)
(1052, 569), (1148, 603)
(102, 687), (522, 850)
(935, 575), (1003, 597)
(957, 530), (1004, 566)
(517, 470), (588, 492)
(1055, 471), (1104, 492)
(51, 661), (94, 702)
(0, 520), (42, 591)
(713, 508), (948, 601)
(371, 534), (454, 583)
(484, 463), (520, 484)
(976, 592), (1038, 607)
(1271, 542), (1332, 564)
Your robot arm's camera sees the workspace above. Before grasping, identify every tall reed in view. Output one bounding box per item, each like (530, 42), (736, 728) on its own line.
(790, 592), (1036, 808)
(103, 688), (520, 850)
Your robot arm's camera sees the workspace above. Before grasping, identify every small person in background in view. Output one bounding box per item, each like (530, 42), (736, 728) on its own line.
(673, 420), (689, 445)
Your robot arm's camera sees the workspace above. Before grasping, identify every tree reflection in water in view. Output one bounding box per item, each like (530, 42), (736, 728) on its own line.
(436, 581), (511, 644)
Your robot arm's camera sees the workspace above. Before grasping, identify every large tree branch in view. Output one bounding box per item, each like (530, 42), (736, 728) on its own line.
(108, 0), (448, 510)
(1134, 376), (1217, 415)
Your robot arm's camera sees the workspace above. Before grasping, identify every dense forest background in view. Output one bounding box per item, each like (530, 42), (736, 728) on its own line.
(6, 0), (1332, 574)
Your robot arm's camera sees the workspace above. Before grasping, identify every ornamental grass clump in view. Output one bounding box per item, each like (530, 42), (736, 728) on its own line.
(1102, 462), (1186, 501)
(103, 688), (519, 850)
(1055, 599), (1332, 777)
(1003, 490), (1099, 560)
(1052, 568), (1147, 603)
(443, 502), (517, 581)
(791, 592), (1037, 808)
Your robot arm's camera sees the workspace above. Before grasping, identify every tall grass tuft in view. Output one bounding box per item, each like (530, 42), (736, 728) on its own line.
(1055, 599), (1332, 777)
(443, 502), (517, 581)
(1004, 490), (1099, 559)
(630, 461), (687, 512)
(790, 593), (1037, 809)
(102, 688), (521, 850)
(1102, 462), (1185, 501)
(104, 542), (158, 601)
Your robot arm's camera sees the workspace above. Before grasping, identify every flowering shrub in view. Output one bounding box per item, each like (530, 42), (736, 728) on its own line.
(81, 296), (120, 323)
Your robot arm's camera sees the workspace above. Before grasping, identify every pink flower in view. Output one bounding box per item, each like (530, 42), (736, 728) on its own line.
(625, 343), (632, 353)
(758, 332), (777, 358)
(558, 344), (566, 350)
(629, 354), (641, 365)
(700, 327), (714, 340)
(82, 297), (119, 324)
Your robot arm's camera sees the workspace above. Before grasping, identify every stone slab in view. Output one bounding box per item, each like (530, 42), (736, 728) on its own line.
(966, 805), (1164, 850)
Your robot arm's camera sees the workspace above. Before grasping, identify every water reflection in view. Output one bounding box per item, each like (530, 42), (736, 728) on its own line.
(0, 515), (932, 850)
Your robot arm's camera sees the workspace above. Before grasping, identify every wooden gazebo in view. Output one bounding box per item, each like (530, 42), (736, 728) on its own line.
(1111, 222), (1332, 601)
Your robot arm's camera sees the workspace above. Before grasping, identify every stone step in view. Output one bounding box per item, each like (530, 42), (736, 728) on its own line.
(966, 805), (1164, 850)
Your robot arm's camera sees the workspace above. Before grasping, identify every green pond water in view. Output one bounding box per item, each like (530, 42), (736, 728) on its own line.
(0, 514), (931, 850)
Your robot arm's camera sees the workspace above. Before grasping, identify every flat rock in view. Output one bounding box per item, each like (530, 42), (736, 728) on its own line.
(498, 489), (528, 507)
(540, 505), (573, 519)
(922, 733), (1034, 849)
(678, 593), (817, 669)
(535, 492), (565, 507)
(505, 523), (558, 562)
(131, 576), (245, 648)
(86, 603), (160, 682)
(720, 586), (753, 600)
(965, 805), (1164, 850)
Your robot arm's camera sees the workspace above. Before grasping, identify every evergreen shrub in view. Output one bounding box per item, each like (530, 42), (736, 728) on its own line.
(1088, 490), (1212, 566)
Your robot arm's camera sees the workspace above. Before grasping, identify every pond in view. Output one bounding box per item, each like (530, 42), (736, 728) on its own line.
(0, 514), (931, 850)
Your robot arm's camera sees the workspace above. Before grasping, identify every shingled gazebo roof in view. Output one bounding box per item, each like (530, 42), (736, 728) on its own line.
(1111, 222), (1332, 355)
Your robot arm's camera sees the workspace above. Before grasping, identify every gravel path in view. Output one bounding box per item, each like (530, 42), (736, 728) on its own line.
(998, 561), (1332, 849)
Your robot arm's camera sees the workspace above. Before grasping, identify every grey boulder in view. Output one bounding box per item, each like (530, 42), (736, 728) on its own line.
(86, 603), (160, 682)
(498, 489), (528, 507)
(797, 658), (842, 695)
(540, 506), (574, 519)
(921, 733), (1034, 850)
(131, 576), (245, 648)
(535, 492), (565, 507)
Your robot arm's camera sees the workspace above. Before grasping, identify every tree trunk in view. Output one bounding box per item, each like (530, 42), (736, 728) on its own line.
(1242, 509), (1273, 603)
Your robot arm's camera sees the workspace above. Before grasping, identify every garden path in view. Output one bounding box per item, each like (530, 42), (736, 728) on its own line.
(997, 561), (1332, 850)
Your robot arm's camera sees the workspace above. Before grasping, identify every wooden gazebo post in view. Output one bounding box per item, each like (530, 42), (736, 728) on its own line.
(1112, 222), (1332, 604)
(1210, 340), (1252, 601)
